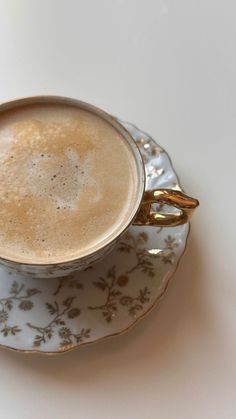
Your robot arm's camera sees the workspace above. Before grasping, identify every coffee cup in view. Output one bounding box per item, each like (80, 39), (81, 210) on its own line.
(0, 96), (199, 278)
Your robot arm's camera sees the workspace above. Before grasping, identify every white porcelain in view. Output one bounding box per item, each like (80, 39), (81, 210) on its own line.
(0, 121), (189, 354)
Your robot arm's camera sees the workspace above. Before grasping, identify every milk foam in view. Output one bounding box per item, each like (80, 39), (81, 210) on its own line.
(0, 103), (139, 262)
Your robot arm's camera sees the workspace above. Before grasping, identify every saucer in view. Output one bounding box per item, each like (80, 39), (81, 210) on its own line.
(0, 120), (189, 354)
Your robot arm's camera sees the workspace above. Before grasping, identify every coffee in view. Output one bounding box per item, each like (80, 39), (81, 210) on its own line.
(0, 103), (139, 263)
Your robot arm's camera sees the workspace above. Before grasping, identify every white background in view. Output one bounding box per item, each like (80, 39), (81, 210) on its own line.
(0, 1), (235, 418)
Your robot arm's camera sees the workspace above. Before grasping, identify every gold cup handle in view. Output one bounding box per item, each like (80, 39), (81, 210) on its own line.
(133, 189), (199, 227)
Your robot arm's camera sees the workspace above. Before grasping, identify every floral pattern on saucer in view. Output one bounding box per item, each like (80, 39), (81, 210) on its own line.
(0, 120), (189, 354)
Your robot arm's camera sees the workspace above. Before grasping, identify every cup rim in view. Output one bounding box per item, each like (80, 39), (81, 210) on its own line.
(0, 95), (146, 266)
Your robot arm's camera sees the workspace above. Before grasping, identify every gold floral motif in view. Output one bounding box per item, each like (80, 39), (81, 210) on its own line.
(53, 275), (83, 296)
(89, 265), (151, 322)
(120, 231), (179, 269)
(118, 232), (155, 276)
(160, 235), (180, 264)
(88, 232), (179, 322)
(27, 297), (89, 348)
(58, 327), (91, 350)
(0, 281), (40, 337)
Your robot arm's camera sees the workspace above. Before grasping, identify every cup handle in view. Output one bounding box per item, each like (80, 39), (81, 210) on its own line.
(133, 189), (199, 227)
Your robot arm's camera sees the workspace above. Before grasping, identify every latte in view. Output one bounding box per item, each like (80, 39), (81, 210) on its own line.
(0, 103), (139, 263)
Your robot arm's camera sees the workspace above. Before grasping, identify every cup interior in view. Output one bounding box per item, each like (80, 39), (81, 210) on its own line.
(0, 96), (145, 266)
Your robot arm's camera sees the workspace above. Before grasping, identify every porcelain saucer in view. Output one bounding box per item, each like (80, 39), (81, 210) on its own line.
(0, 120), (189, 354)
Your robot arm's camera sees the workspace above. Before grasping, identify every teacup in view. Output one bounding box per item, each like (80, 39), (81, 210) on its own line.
(0, 96), (198, 278)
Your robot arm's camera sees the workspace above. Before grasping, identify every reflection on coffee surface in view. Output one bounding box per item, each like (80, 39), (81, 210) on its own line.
(0, 104), (139, 263)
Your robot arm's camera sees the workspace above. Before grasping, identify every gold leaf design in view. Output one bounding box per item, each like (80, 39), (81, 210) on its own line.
(46, 302), (58, 315)
(59, 327), (91, 349)
(1, 325), (21, 337)
(18, 300), (34, 311)
(157, 234), (179, 264)
(27, 297), (87, 348)
(120, 233), (155, 277)
(0, 281), (40, 338)
(89, 266), (150, 322)
(53, 275), (83, 296)
(0, 310), (8, 323)
(89, 232), (179, 322)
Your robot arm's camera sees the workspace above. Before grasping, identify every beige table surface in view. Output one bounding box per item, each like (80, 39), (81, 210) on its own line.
(0, 1), (235, 418)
